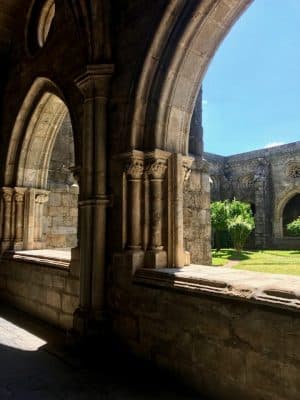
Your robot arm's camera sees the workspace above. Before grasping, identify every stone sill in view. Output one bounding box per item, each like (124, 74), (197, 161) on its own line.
(134, 265), (300, 313)
(2, 251), (70, 271)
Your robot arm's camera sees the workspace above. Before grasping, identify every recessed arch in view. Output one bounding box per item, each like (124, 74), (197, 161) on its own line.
(130, 0), (252, 153)
(274, 188), (300, 238)
(5, 77), (67, 187)
(17, 92), (67, 189)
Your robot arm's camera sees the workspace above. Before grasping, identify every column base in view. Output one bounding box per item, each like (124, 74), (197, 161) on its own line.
(13, 241), (24, 251)
(1, 241), (11, 254)
(70, 246), (80, 278)
(184, 251), (191, 266)
(72, 307), (107, 337)
(145, 250), (167, 268)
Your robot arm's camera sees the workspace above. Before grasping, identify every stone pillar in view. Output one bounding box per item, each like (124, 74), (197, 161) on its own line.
(145, 151), (169, 268)
(74, 64), (114, 334)
(183, 158), (212, 265)
(125, 153), (144, 249)
(34, 193), (49, 243)
(1, 187), (13, 253)
(254, 158), (271, 248)
(13, 187), (27, 250)
(168, 154), (193, 267)
(23, 188), (49, 250)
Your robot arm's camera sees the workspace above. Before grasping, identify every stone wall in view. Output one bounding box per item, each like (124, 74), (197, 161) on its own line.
(183, 159), (211, 265)
(109, 264), (300, 400)
(44, 186), (78, 248)
(205, 141), (300, 248)
(44, 113), (78, 249)
(0, 258), (79, 330)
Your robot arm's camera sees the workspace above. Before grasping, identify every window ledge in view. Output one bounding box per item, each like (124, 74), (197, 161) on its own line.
(134, 265), (300, 313)
(2, 250), (70, 270)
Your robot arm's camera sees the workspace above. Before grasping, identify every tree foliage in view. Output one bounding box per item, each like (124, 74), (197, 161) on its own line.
(211, 199), (255, 251)
(286, 217), (300, 237)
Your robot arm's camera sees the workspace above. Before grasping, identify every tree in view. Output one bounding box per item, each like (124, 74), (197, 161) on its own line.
(286, 217), (300, 236)
(210, 201), (229, 251)
(210, 199), (255, 251)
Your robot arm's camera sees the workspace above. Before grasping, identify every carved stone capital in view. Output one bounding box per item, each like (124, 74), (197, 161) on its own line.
(75, 64), (114, 99)
(146, 159), (167, 180)
(2, 187), (13, 202)
(35, 191), (49, 204)
(126, 158), (144, 180)
(14, 187), (27, 203)
(182, 156), (194, 181)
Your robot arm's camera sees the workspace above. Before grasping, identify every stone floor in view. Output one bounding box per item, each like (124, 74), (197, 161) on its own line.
(0, 304), (201, 400)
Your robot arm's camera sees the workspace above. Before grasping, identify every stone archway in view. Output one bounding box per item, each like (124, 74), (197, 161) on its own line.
(130, 0), (252, 153)
(1, 78), (78, 252)
(274, 188), (300, 239)
(112, 0), (252, 268)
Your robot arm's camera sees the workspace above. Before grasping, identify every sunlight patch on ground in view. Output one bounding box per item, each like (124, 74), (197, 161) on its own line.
(0, 317), (46, 351)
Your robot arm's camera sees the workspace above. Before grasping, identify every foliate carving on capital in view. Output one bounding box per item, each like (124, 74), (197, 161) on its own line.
(126, 158), (144, 179)
(147, 159), (167, 180)
(14, 188), (27, 203)
(35, 194), (49, 204)
(182, 158), (193, 182)
(2, 187), (13, 203)
(183, 165), (191, 181)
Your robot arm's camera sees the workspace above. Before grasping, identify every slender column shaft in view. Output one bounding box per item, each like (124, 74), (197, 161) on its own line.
(147, 159), (167, 251)
(2, 188), (13, 242)
(14, 189), (26, 242)
(126, 157), (144, 250)
(149, 178), (164, 250)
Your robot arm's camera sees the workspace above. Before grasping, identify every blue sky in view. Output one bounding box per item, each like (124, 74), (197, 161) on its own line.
(203, 0), (300, 156)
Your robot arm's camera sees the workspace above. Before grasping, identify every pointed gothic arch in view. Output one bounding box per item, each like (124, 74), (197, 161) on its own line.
(130, 0), (252, 154)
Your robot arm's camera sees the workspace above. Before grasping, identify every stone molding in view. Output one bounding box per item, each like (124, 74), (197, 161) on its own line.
(75, 64), (114, 100)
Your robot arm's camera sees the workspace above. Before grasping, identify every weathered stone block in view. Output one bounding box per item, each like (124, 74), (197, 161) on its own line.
(46, 289), (61, 309)
(62, 293), (78, 314)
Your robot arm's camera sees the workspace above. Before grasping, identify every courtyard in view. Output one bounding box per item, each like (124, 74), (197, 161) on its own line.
(212, 249), (300, 276)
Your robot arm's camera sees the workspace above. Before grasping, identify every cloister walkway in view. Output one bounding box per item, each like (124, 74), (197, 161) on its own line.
(0, 303), (201, 400)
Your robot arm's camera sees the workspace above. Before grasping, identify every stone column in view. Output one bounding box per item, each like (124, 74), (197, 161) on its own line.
(74, 64), (114, 334)
(254, 158), (271, 248)
(13, 187), (27, 250)
(23, 188), (49, 250)
(167, 154), (193, 267)
(145, 151), (169, 268)
(34, 193), (49, 244)
(125, 154), (144, 251)
(1, 187), (13, 253)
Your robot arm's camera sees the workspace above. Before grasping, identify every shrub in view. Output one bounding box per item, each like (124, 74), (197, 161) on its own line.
(228, 215), (254, 251)
(211, 201), (229, 250)
(211, 199), (255, 251)
(286, 217), (300, 236)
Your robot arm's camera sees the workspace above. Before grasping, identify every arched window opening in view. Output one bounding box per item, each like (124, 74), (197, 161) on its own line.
(43, 112), (78, 249)
(1, 88), (79, 255)
(283, 194), (300, 236)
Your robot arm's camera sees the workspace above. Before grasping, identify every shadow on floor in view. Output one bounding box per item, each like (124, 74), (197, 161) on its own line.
(0, 303), (204, 400)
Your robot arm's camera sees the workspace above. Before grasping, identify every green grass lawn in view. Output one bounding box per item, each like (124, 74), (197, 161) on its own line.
(212, 249), (300, 276)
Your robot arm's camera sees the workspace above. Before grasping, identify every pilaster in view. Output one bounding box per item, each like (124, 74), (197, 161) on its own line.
(73, 64), (114, 335)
